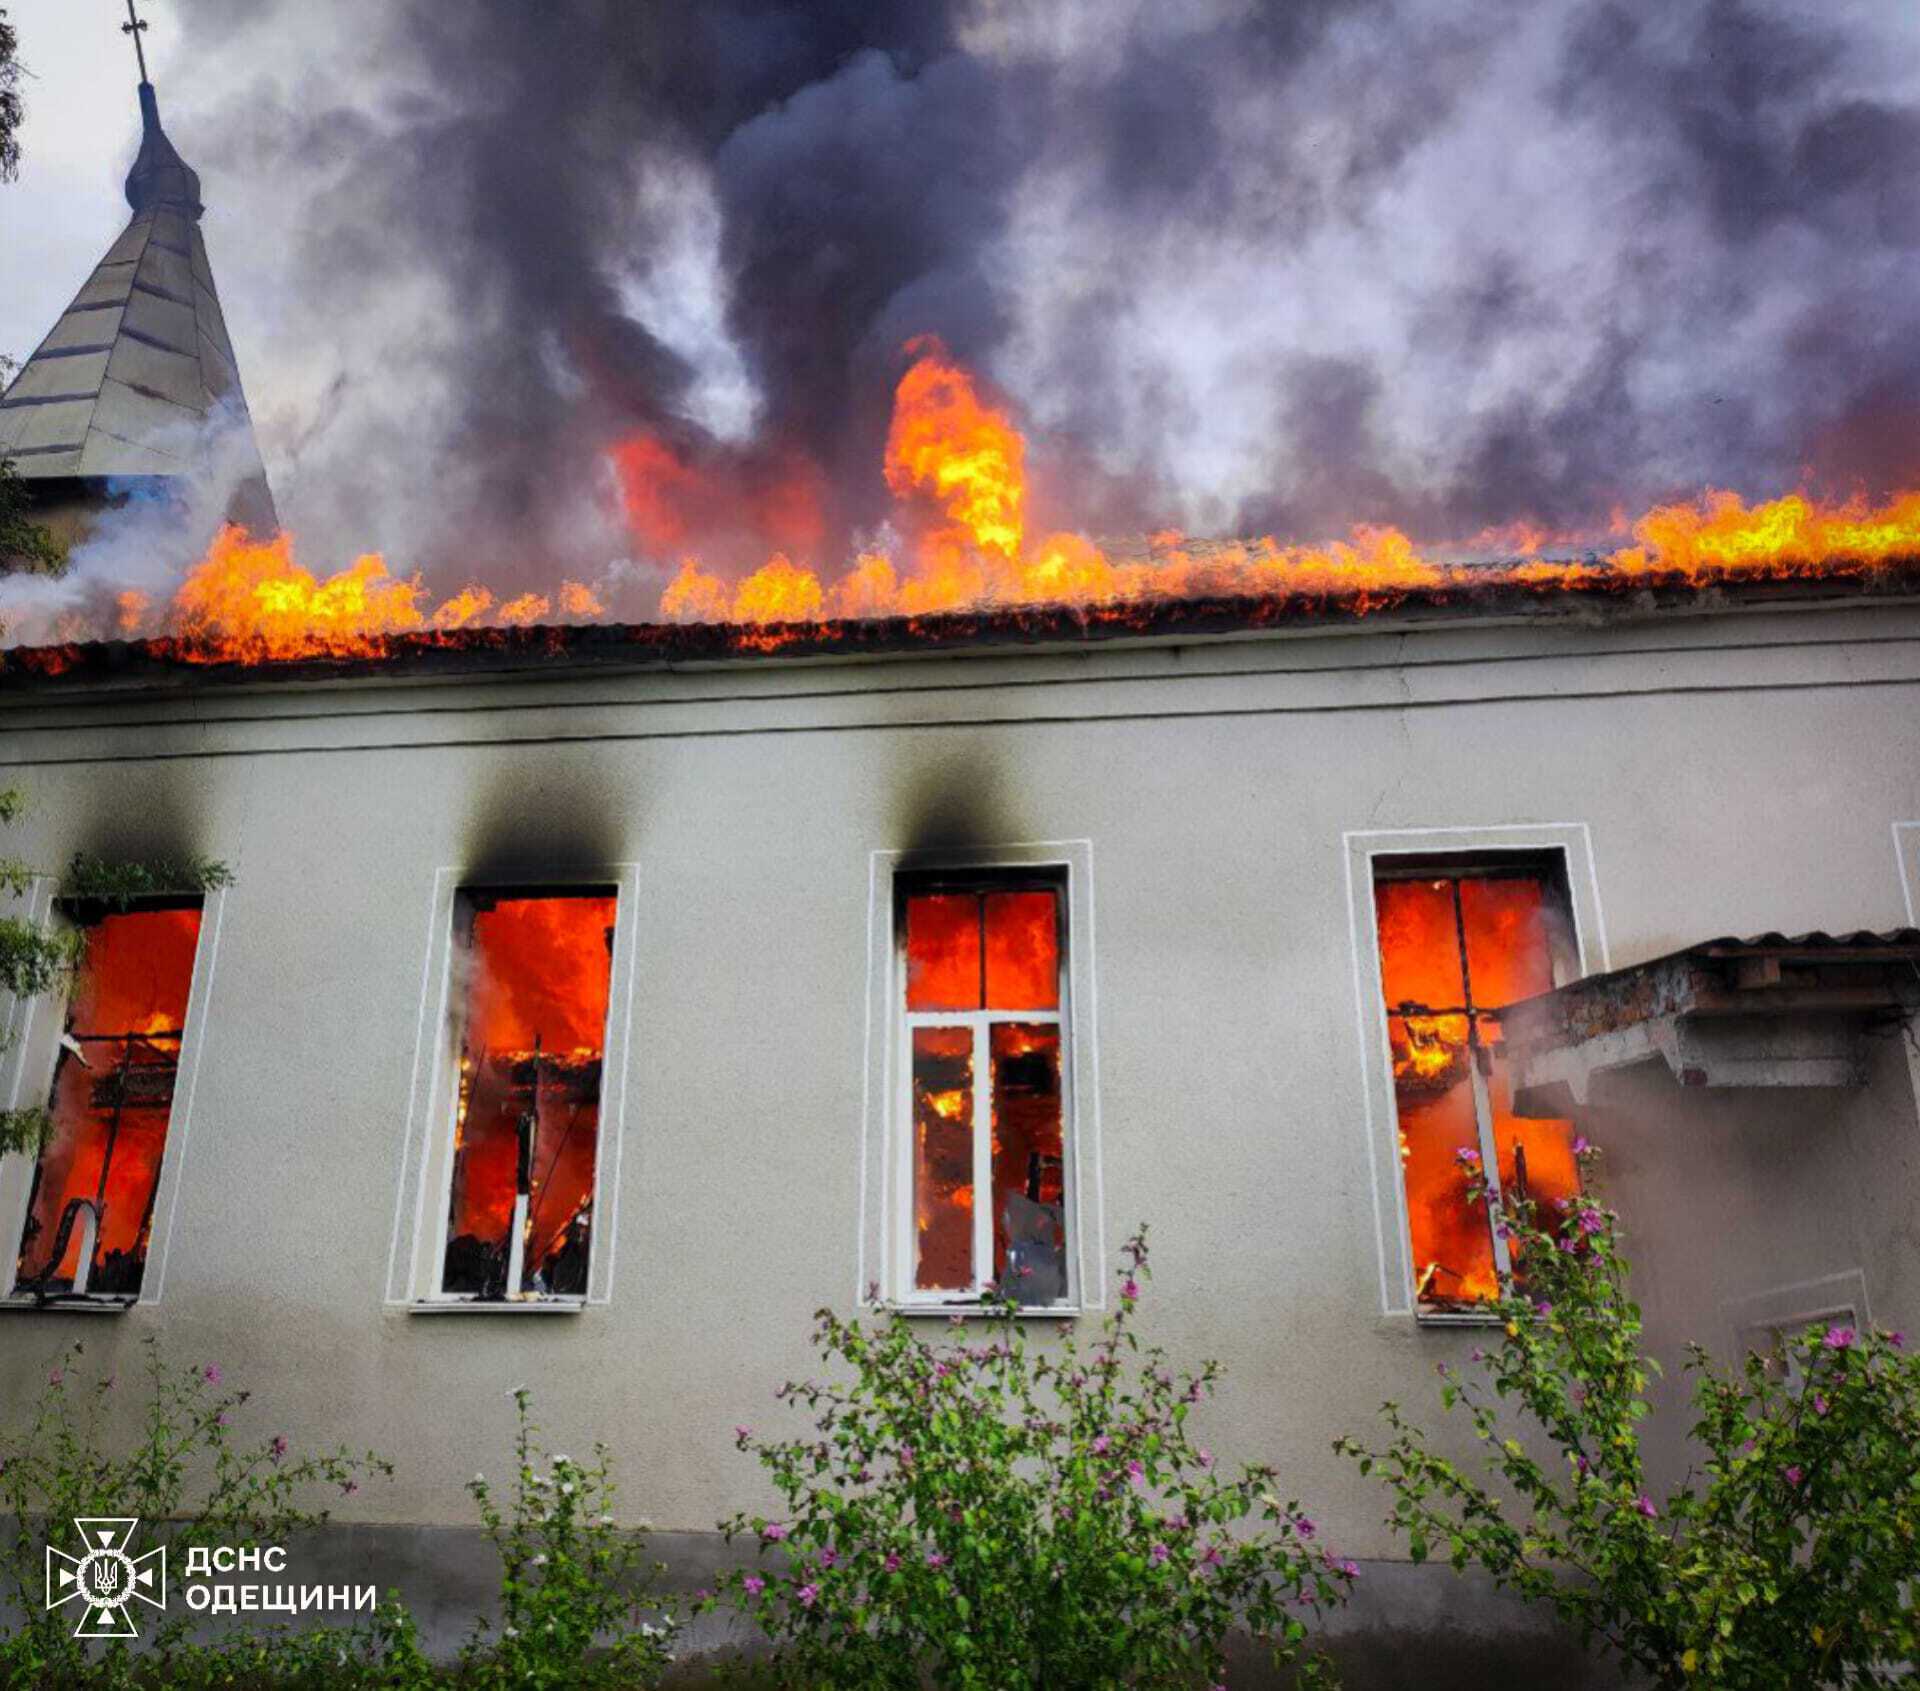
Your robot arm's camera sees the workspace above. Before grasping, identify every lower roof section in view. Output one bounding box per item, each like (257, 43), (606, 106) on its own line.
(5, 556), (1920, 698)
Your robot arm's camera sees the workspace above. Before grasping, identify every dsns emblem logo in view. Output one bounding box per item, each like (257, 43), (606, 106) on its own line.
(46, 1518), (167, 1637)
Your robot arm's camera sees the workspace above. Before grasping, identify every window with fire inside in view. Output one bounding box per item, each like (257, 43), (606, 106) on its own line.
(434, 888), (617, 1304)
(10, 898), (206, 1304)
(896, 872), (1073, 1309)
(1370, 855), (1583, 1317)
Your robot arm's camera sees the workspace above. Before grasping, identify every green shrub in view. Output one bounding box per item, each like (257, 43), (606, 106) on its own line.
(1337, 1143), (1920, 1688)
(713, 1226), (1352, 1689)
(151, 1598), (435, 1690)
(0, 1338), (392, 1691)
(457, 1386), (675, 1689)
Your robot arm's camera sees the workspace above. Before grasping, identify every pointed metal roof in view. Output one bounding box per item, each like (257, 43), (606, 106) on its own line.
(0, 77), (274, 523)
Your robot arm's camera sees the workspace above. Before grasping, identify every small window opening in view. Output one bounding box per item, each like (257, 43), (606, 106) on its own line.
(1370, 855), (1581, 1315)
(899, 876), (1069, 1306)
(13, 900), (204, 1301)
(1745, 1308), (1858, 1397)
(438, 888), (616, 1302)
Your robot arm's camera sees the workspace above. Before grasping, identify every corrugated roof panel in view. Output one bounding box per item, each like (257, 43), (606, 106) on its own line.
(134, 242), (198, 306)
(3, 350), (109, 402)
(41, 307), (125, 353)
(72, 268), (137, 311)
(105, 335), (209, 413)
(7, 399), (95, 452)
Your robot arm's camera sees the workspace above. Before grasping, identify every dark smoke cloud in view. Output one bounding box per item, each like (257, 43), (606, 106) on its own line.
(148, 0), (1920, 597)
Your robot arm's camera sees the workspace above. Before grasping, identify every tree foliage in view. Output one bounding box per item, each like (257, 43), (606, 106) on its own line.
(0, 9), (67, 579)
(0, 6), (24, 184)
(1338, 1144), (1920, 1688)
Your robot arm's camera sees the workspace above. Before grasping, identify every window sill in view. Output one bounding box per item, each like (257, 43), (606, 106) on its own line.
(877, 1302), (1083, 1321)
(1413, 1308), (1505, 1329)
(0, 1295), (136, 1315)
(408, 1299), (586, 1317)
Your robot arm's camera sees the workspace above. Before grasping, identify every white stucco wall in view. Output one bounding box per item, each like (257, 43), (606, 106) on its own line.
(0, 596), (1916, 1573)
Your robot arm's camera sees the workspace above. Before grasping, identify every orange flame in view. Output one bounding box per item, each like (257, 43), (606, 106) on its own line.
(884, 334), (1026, 559)
(36, 341), (1920, 670)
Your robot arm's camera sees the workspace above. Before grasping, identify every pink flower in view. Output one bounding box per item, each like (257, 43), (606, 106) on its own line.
(1336, 1557), (1361, 1578)
(925, 1551), (946, 1569)
(1121, 1278), (1141, 1303)
(268, 1435), (288, 1463)
(1785, 1465), (1804, 1487)
(1634, 1494), (1657, 1518)
(734, 1425), (753, 1445)
(819, 1549), (840, 1569)
(48, 1369), (63, 1387)
(1890, 1331), (1906, 1350)
(1091, 1434), (1110, 1454)
(1571, 1135), (1592, 1155)
(203, 1364), (223, 1386)
(883, 1552), (901, 1573)
(1127, 1460), (1146, 1486)
(1824, 1325), (1856, 1351)
(1813, 1394), (1830, 1417)
(797, 1583), (819, 1608)
(1200, 1544), (1223, 1568)
(1533, 1300), (1553, 1318)
(1150, 1543), (1169, 1564)
(1294, 1516), (1317, 1540)
(1455, 1146), (1480, 1164)
(762, 1522), (789, 1543)
(743, 1574), (765, 1596)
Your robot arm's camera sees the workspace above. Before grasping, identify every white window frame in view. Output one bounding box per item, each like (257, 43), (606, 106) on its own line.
(1727, 1270), (1871, 1395)
(1344, 824), (1607, 1321)
(860, 841), (1104, 1316)
(385, 865), (640, 1312)
(0, 881), (226, 1309)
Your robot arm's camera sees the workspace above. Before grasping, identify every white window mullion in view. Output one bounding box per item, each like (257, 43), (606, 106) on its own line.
(971, 1019), (993, 1295)
(1468, 1040), (1513, 1282)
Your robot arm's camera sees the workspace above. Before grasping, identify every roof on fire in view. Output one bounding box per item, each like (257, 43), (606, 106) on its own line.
(5, 557), (1920, 693)
(0, 80), (272, 508)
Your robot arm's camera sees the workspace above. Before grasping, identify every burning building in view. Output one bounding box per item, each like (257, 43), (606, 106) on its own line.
(3, 37), (1920, 1691)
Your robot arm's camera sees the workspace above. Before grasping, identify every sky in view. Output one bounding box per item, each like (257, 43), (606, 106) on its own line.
(3, 0), (1920, 615)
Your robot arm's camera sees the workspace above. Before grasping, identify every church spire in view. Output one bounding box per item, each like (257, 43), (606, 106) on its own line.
(0, 4), (275, 533)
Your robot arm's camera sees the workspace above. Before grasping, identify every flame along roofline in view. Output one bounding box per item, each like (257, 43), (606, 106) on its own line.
(4, 553), (1920, 698)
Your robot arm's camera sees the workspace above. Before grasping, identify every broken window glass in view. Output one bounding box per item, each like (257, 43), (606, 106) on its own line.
(900, 879), (1068, 1305)
(1372, 861), (1579, 1314)
(14, 902), (204, 1299)
(440, 890), (616, 1301)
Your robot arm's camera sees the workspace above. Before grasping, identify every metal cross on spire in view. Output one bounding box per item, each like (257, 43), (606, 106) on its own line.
(122, 0), (151, 84)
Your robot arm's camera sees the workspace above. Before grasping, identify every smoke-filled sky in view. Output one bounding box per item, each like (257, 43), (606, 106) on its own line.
(4, 0), (1920, 604)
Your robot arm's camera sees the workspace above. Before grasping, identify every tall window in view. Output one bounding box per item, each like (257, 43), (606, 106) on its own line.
(14, 901), (204, 1301)
(1371, 857), (1581, 1314)
(898, 875), (1071, 1307)
(437, 888), (616, 1302)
